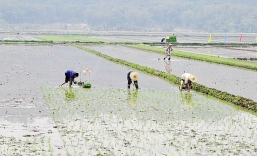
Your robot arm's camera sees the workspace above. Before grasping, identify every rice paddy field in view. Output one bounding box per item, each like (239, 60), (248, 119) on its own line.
(84, 45), (257, 102)
(0, 32), (257, 155)
(174, 46), (257, 60)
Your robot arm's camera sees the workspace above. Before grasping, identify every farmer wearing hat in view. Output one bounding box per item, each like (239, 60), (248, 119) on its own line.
(60, 70), (79, 87)
(179, 72), (197, 92)
(163, 44), (173, 61)
(127, 71), (139, 89)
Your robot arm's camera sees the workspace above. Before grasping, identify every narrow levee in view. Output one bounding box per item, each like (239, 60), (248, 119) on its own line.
(175, 46), (257, 60)
(85, 45), (257, 102)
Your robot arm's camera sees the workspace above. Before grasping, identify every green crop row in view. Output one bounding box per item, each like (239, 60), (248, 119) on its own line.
(38, 35), (109, 43)
(126, 44), (257, 71)
(73, 44), (257, 112)
(0, 40), (53, 44)
(142, 42), (257, 46)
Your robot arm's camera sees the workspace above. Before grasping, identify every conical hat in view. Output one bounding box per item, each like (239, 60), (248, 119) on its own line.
(130, 72), (139, 81)
(83, 68), (91, 74)
(189, 74), (197, 82)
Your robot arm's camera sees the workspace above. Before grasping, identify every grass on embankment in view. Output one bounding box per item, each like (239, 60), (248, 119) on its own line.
(126, 44), (257, 71)
(38, 35), (109, 43)
(0, 40), (53, 44)
(73, 44), (257, 112)
(142, 42), (257, 47)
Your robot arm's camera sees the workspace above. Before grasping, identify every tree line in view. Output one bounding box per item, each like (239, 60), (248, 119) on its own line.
(0, 0), (256, 32)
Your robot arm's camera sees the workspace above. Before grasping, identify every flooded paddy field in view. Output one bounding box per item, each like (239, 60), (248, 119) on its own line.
(0, 44), (182, 155)
(0, 44), (257, 155)
(0, 32), (41, 41)
(41, 87), (257, 155)
(86, 45), (257, 102)
(2, 32), (257, 43)
(81, 32), (257, 43)
(174, 46), (257, 60)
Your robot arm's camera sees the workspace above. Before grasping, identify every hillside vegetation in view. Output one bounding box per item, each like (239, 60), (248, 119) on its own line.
(0, 0), (256, 32)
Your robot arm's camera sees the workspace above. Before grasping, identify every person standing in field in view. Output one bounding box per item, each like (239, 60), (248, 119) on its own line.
(163, 44), (173, 61)
(127, 71), (139, 89)
(60, 70), (79, 87)
(179, 72), (197, 92)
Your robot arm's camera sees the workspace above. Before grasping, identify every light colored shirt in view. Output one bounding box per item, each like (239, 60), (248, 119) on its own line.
(181, 73), (191, 84)
(166, 46), (173, 55)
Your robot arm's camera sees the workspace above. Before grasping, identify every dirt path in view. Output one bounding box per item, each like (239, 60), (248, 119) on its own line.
(86, 45), (257, 102)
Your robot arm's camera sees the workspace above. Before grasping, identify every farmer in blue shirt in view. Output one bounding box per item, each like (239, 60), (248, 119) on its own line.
(60, 70), (79, 87)
(127, 71), (139, 89)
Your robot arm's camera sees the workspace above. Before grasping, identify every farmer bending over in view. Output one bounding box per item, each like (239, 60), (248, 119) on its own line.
(179, 72), (197, 92)
(127, 71), (139, 89)
(163, 44), (173, 61)
(60, 70), (79, 87)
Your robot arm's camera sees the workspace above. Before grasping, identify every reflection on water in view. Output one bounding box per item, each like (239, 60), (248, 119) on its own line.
(164, 60), (171, 74)
(180, 92), (195, 108)
(41, 87), (257, 156)
(127, 90), (138, 107)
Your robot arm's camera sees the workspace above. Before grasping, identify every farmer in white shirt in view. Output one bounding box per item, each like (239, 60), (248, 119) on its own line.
(163, 44), (173, 61)
(179, 72), (197, 92)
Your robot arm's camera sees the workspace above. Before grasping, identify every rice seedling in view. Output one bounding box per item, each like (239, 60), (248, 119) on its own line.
(73, 45), (257, 112)
(38, 87), (257, 155)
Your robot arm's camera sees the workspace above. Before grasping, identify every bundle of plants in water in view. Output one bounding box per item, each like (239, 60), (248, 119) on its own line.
(83, 83), (91, 88)
(74, 81), (84, 86)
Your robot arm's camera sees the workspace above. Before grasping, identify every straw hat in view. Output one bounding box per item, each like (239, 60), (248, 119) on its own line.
(130, 72), (139, 81)
(83, 68), (91, 74)
(189, 74), (197, 82)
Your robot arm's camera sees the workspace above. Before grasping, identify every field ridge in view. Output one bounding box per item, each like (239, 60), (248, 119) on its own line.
(73, 44), (257, 112)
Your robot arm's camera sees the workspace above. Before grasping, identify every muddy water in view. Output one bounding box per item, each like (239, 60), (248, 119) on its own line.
(42, 87), (257, 156)
(175, 46), (257, 59)
(86, 45), (257, 102)
(0, 44), (189, 155)
(1, 44), (256, 155)
(0, 32), (41, 41)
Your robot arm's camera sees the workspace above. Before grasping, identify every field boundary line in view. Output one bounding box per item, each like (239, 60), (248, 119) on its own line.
(73, 44), (257, 112)
(126, 44), (257, 71)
